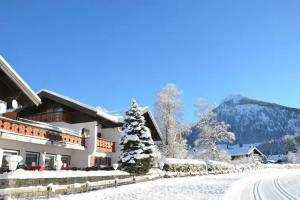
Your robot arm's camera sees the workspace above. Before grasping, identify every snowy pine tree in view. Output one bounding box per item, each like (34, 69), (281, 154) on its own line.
(119, 99), (155, 174)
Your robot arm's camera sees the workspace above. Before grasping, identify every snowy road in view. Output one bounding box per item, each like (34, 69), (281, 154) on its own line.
(42, 169), (300, 200)
(224, 169), (300, 200)
(251, 176), (299, 200)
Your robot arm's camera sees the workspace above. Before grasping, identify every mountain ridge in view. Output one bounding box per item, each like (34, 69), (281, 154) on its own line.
(188, 95), (300, 148)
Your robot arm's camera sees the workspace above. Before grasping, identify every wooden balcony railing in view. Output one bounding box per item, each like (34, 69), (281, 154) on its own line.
(24, 111), (71, 123)
(0, 116), (83, 146)
(97, 138), (115, 153)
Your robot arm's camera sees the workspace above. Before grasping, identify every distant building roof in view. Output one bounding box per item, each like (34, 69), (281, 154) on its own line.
(267, 154), (287, 163)
(219, 144), (265, 157)
(0, 56), (41, 107)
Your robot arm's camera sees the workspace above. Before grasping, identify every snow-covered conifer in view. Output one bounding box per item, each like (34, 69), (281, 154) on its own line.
(283, 134), (299, 153)
(119, 99), (155, 174)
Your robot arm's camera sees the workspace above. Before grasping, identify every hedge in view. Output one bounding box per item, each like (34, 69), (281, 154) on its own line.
(163, 158), (207, 173)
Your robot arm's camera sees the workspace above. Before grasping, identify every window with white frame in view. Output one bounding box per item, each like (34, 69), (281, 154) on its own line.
(45, 154), (56, 170)
(2, 149), (19, 167)
(25, 152), (39, 168)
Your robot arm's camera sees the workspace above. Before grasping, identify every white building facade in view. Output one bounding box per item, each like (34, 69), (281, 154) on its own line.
(0, 56), (163, 170)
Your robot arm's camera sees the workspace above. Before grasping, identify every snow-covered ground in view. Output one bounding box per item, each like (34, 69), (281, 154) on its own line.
(37, 167), (300, 200)
(41, 173), (245, 200)
(224, 169), (300, 200)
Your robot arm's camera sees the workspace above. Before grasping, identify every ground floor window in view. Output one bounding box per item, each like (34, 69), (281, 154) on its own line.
(95, 157), (111, 167)
(25, 152), (39, 168)
(45, 154), (56, 170)
(2, 149), (19, 167)
(61, 155), (71, 167)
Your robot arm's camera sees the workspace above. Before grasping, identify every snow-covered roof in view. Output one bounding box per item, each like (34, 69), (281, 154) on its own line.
(0, 56), (41, 106)
(140, 106), (164, 143)
(37, 89), (121, 124)
(267, 154), (287, 163)
(96, 107), (123, 124)
(38, 89), (97, 112)
(218, 144), (264, 157)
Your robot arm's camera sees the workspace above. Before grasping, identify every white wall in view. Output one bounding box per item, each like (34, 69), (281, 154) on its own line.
(50, 121), (98, 167)
(100, 127), (122, 164)
(0, 121), (124, 168)
(50, 122), (125, 166)
(0, 139), (87, 167)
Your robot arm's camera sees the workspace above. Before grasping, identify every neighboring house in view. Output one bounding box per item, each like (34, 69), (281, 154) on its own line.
(219, 144), (265, 162)
(267, 154), (287, 163)
(140, 107), (164, 146)
(0, 56), (164, 170)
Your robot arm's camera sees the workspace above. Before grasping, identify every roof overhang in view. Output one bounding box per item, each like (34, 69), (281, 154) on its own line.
(140, 107), (164, 143)
(38, 89), (98, 117)
(230, 147), (265, 157)
(0, 56), (41, 107)
(249, 147), (265, 157)
(37, 89), (121, 127)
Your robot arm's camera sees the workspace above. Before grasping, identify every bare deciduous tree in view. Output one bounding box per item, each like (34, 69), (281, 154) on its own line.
(154, 83), (188, 158)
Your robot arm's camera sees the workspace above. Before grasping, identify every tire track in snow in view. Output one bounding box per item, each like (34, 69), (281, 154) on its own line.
(253, 180), (262, 200)
(273, 177), (298, 200)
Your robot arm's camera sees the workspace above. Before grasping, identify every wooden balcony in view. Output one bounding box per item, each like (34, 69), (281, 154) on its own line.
(0, 116), (83, 146)
(24, 111), (71, 123)
(96, 138), (115, 153)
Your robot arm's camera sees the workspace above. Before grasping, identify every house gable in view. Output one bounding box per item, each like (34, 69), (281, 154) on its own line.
(18, 89), (121, 128)
(140, 107), (164, 143)
(0, 56), (41, 108)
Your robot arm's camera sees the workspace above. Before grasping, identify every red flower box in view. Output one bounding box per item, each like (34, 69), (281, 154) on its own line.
(31, 165), (46, 171)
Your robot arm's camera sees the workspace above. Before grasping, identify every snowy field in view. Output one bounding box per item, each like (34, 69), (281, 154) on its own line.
(38, 168), (300, 200)
(41, 173), (244, 200)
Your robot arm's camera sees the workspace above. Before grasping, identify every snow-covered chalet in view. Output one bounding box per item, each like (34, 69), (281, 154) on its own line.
(0, 56), (163, 170)
(220, 144), (265, 162)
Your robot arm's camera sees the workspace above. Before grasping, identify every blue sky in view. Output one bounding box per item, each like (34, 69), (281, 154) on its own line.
(1, 0), (300, 122)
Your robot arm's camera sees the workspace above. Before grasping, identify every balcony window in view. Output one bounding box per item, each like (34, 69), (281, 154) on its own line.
(25, 151), (39, 168)
(95, 157), (111, 167)
(61, 155), (70, 167)
(45, 154), (56, 170)
(1, 149), (19, 167)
